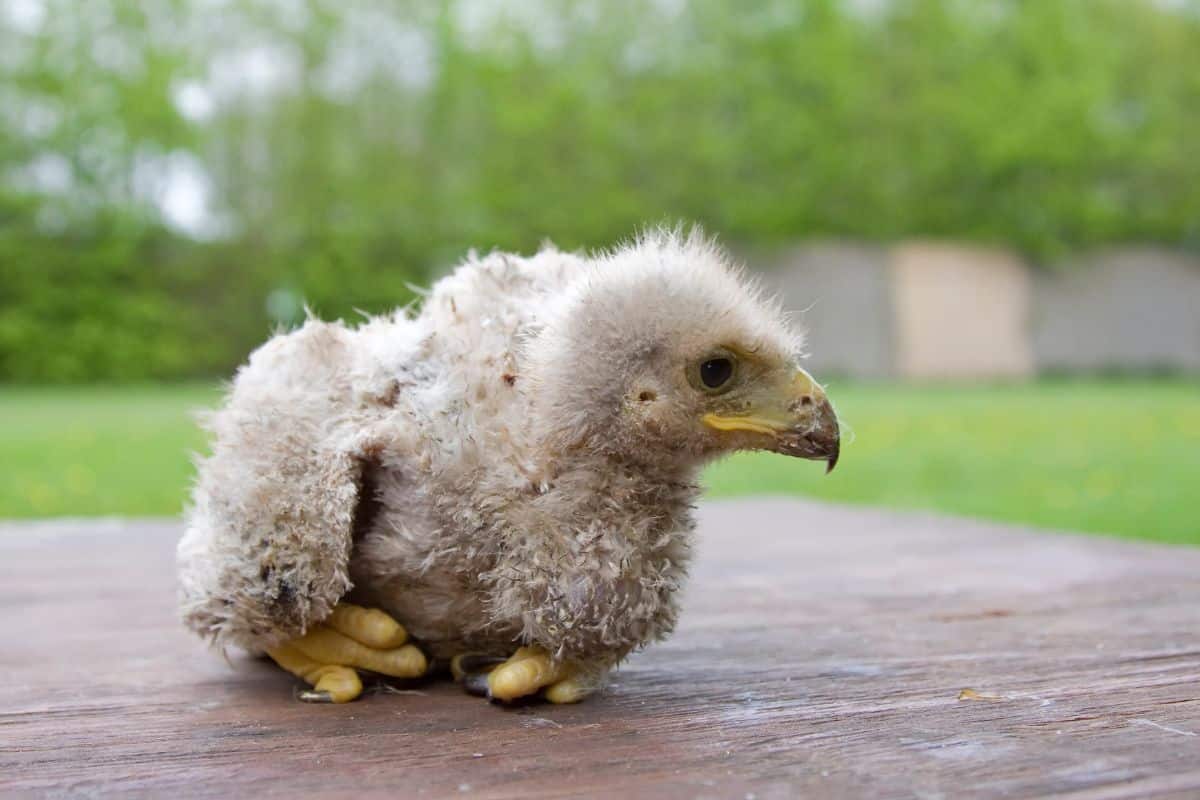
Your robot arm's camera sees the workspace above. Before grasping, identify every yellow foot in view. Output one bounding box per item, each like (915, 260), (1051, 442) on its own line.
(267, 604), (428, 703)
(454, 646), (604, 704)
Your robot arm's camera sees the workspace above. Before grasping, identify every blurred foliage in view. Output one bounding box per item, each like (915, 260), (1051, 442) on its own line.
(2, 0), (1200, 381)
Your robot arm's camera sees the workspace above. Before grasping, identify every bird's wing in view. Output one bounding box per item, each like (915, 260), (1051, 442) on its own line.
(177, 319), (375, 652)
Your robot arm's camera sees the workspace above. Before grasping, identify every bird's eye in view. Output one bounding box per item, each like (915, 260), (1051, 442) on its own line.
(699, 357), (734, 389)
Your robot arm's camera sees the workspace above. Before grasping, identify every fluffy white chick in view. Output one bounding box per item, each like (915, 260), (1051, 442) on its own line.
(177, 228), (839, 704)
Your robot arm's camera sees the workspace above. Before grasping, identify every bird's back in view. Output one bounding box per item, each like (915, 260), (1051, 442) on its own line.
(344, 247), (591, 655)
(355, 245), (587, 464)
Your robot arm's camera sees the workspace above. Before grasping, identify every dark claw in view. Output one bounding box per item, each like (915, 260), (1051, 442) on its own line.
(462, 671), (491, 697)
(457, 654), (506, 674)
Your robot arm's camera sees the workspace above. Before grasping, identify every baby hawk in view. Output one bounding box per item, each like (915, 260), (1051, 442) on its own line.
(178, 228), (839, 704)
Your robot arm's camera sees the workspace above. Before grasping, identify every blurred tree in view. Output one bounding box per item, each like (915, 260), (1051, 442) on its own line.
(2, 0), (1199, 381)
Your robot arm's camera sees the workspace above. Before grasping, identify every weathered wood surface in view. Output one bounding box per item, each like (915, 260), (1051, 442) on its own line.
(2, 500), (1198, 799)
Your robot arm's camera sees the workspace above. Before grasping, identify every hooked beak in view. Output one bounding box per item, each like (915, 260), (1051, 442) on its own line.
(702, 367), (841, 473)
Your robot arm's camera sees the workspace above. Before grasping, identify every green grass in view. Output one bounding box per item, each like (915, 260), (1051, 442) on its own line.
(0, 384), (220, 518)
(2, 381), (1197, 545)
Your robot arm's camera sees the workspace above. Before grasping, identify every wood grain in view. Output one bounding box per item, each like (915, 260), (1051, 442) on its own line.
(2, 501), (1198, 799)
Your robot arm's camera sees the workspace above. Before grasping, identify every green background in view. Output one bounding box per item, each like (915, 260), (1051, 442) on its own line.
(4, 0), (1200, 382)
(4, 381), (1197, 545)
(2, 1), (1198, 543)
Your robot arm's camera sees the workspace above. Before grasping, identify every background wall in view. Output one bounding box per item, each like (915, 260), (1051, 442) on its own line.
(1033, 249), (1200, 375)
(751, 242), (895, 380)
(767, 244), (1200, 380)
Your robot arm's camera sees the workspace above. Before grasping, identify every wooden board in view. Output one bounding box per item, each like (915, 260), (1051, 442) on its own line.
(2, 501), (1198, 799)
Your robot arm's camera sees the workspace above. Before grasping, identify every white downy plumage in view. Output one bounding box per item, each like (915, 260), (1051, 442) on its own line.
(178, 227), (830, 686)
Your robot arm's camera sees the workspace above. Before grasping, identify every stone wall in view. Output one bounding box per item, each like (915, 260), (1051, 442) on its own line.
(1032, 248), (1200, 374)
(755, 242), (894, 379)
(891, 243), (1034, 380)
(759, 242), (1200, 380)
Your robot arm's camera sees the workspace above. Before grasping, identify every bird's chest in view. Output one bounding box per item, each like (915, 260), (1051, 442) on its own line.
(345, 466), (512, 657)
(350, 456), (698, 661)
(479, 487), (698, 659)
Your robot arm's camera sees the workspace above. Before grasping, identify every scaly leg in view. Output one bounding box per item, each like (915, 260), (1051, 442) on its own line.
(267, 604), (428, 703)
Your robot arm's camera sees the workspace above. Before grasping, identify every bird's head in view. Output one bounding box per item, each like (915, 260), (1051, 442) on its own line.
(525, 229), (839, 475)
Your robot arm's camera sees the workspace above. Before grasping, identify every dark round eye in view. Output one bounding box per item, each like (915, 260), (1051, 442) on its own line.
(699, 357), (734, 389)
